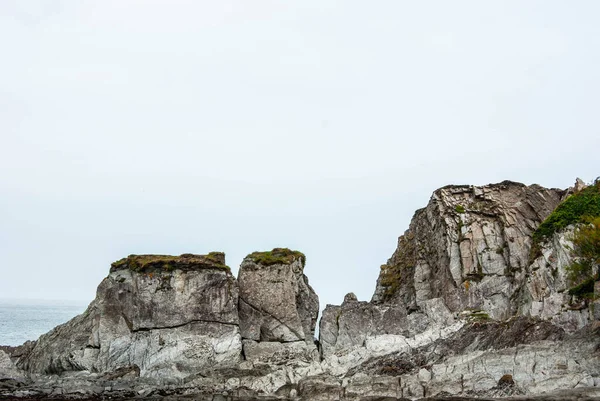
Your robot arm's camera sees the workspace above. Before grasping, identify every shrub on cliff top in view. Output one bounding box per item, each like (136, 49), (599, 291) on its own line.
(247, 248), (306, 266)
(532, 180), (600, 244)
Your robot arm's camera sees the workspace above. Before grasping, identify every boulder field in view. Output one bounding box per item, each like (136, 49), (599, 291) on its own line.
(1, 180), (599, 400)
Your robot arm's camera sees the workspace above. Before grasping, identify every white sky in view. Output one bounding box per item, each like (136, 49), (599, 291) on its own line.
(1, 1), (599, 312)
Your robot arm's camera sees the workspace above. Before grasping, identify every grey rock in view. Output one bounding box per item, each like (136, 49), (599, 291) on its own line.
(320, 299), (408, 358)
(17, 253), (242, 378)
(0, 349), (27, 383)
(238, 249), (318, 344)
(242, 339), (318, 364)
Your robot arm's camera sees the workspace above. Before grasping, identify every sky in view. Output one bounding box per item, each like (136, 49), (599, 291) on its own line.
(1, 1), (599, 314)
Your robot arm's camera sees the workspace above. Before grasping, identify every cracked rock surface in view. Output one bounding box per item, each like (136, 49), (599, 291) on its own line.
(238, 250), (319, 362)
(15, 253), (242, 379)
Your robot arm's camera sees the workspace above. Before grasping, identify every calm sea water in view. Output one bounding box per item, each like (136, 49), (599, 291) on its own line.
(0, 299), (88, 346)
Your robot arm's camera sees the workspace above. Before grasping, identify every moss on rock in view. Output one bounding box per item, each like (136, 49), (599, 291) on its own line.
(246, 248), (306, 266)
(110, 253), (230, 273)
(567, 276), (596, 299)
(379, 233), (417, 301)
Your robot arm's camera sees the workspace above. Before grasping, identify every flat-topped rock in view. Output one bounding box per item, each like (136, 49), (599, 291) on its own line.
(18, 252), (242, 378)
(238, 248), (318, 344)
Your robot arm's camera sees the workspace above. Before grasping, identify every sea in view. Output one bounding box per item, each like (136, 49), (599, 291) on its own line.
(0, 299), (88, 346)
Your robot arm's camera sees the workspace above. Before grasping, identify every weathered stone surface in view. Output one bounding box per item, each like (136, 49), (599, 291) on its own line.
(519, 227), (593, 330)
(320, 296), (410, 358)
(17, 301), (98, 374)
(335, 318), (600, 400)
(371, 181), (566, 323)
(0, 349), (27, 383)
(238, 248), (319, 345)
(242, 339), (319, 364)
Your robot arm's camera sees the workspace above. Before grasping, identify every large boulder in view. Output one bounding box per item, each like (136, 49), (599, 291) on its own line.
(17, 253), (242, 379)
(238, 248), (319, 361)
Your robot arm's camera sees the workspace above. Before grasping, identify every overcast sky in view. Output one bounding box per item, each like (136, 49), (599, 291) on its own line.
(1, 1), (599, 312)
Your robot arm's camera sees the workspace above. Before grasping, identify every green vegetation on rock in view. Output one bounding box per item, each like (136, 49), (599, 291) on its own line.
(455, 204), (466, 214)
(567, 276), (596, 298)
(529, 180), (600, 264)
(566, 216), (600, 299)
(379, 233), (417, 300)
(532, 180), (600, 244)
(110, 253), (230, 273)
(246, 248), (306, 266)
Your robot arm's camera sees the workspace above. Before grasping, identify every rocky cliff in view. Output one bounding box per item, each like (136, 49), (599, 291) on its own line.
(1, 179), (599, 401)
(17, 253), (242, 380)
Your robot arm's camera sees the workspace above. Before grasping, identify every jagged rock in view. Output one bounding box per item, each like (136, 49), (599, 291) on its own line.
(370, 181), (567, 327)
(574, 177), (588, 192)
(320, 297), (408, 358)
(238, 248), (319, 359)
(0, 350), (27, 383)
(17, 253), (242, 378)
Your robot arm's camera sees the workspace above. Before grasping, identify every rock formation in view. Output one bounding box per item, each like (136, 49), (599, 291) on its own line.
(18, 253), (242, 380)
(238, 248), (319, 362)
(1, 179), (599, 401)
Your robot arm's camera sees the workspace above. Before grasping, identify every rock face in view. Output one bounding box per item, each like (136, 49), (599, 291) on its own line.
(238, 248), (319, 362)
(2, 179), (600, 401)
(373, 181), (566, 318)
(17, 253), (242, 379)
(321, 181), (578, 359)
(316, 180), (600, 399)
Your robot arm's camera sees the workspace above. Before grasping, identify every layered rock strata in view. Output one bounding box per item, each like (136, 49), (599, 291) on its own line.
(2, 179), (600, 401)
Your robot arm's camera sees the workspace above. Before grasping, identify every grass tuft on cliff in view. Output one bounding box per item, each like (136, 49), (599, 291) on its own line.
(246, 248), (306, 266)
(110, 252), (230, 273)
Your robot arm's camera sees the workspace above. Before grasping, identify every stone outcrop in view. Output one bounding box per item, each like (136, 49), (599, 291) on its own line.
(2, 179), (600, 401)
(238, 248), (319, 362)
(315, 179), (600, 399)
(372, 181), (566, 320)
(17, 253), (242, 379)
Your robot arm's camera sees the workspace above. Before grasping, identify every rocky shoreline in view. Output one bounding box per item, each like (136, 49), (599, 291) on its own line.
(1, 180), (599, 400)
